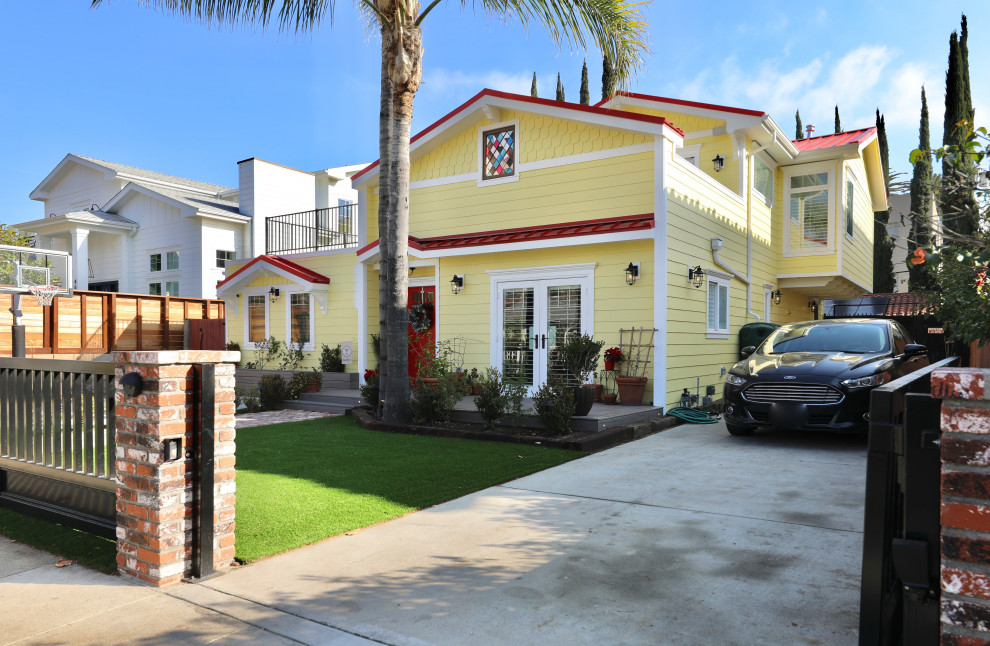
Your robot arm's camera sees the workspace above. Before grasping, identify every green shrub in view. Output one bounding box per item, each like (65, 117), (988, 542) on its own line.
(247, 336), (283, 370)
(286, 371), (322, 399)
(410, 372), (462, 425)
(236, 387), (263, 412)
(278, 339), (305, 371)
(474, 368), (509, 428)
(360, 369), (380, 410)
(533, 374), (574, 436)
(472, 368), (527, 429)
(258, 373), (289, 410)
(555, 332), (605, 386)
(319, 343), (344, 372)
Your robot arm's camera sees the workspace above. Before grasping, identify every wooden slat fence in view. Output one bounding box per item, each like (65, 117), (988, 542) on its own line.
(0, 290), (225, 355)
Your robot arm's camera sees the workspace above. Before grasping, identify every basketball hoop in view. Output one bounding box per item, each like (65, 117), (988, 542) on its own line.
(28, 284), (60, 307)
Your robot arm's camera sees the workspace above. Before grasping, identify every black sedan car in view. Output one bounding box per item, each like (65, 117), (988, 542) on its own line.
(722, 318), (928, 436)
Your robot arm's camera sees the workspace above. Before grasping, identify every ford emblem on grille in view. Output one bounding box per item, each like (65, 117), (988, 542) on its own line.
(783, 376), (797, 380)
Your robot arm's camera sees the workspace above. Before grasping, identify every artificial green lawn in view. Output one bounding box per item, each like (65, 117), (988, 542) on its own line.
(235, 417), (583, 562)
(0, 416), (582, 571)
(0, 508), (117, 573)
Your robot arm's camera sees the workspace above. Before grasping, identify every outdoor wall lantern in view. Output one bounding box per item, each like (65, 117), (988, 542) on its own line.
(268, 287), (280, 303)
(624, 263), (640, 286)
(120, 372), (143, 398)
(771, 289), (782, 305)
(712, 155), (725, 173)
(808, 298), (817, 312)
(688, 265), (705, 288)
(450, 275), (464, 294)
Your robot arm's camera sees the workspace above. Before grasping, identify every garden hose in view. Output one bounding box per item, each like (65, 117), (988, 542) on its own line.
(666, 407), (720, 424)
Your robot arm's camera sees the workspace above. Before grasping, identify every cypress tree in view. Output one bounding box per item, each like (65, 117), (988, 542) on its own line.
(941, 29), (979, 236)
(531, 72), (538, 98)
(556, 73), (565, 101)
(873, 110), (895, 292)
(908, 87), (935, 292)
(795, 110), (804, 140)
(601, 54), (615, 100)
(961, 14), (973, 124)
(580, 60), (590, 105)
(834, 105), (841, 134)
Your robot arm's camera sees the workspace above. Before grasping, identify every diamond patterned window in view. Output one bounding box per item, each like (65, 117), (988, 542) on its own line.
(482, 126), (515, 180)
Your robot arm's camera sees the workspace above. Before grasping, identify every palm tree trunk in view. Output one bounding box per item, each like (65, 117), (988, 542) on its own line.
(376, 24), (393, 416)
(380, 4), (422, 423)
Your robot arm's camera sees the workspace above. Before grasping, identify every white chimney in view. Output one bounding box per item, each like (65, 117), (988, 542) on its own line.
(806, 124), (816, 138)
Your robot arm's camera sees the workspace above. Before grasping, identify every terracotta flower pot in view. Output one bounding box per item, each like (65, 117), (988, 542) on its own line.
(616, 376), (648, 406)
(592, 383), (603, 402)
(603, 393), (618, 405)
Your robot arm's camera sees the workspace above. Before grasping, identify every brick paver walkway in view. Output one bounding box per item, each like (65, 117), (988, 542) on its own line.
(235, 409), (337, 429)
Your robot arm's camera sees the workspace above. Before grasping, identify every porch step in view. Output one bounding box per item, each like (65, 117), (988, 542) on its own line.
(284, 388), (364, 414)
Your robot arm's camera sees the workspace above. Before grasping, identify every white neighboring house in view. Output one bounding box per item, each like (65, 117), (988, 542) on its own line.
(14, 154), (366, 298)
(886, 192), (940, 293)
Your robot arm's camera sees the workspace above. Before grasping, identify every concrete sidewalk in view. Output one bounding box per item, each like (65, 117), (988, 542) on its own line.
(1, 421), (867, 645)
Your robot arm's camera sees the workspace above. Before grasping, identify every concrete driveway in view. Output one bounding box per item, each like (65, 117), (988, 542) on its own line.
(180, 420), (867, 645)
(2, 420), (867, 645)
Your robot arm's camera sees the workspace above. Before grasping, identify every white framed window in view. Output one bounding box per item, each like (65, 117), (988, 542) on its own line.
(247, 295), (268, 344)
(478, 119), (520, 187)
(148, 282), (162, 295)
(678, 143), (703, 168)
(288, 292), (313, 349)
(166, 251), (179, 270)
(216, 250), (235, 268)
(165, 281), (179, 296)
(149, 254), (162, 272)
(754, 155), (774, 206)
(845, 177), (855, 239)
(783, 163), (834, 256)
(706, 271), (731, 339)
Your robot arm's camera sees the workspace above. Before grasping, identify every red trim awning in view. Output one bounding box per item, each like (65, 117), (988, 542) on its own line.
(217, 254), (329, 288)
(358, 213), (654, 257)
(792, 127), (876, 151)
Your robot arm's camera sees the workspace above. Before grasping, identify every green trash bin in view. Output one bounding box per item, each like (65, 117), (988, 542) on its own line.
(739, 321), (779, 357)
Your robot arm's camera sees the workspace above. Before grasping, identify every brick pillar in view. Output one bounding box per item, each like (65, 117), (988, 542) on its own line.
(932, 367), (990, 645)
(113, 350), (240, 586)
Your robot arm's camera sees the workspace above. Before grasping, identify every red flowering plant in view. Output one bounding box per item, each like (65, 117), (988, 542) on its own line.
(361, 369), (381, 411)
(604, 347), (623, 362)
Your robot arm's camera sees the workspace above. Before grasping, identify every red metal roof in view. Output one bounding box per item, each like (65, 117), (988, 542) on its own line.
(217, 254), (330, 288)
(792, 127), (876, 152)
(358, 213), (654, 256)
(350, 89), (684, 185)
(595, 92), (767, 117)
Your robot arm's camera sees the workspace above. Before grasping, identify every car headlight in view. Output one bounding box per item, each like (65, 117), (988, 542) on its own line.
(841, 373), (891, 389)
(725, 373), (748, 386)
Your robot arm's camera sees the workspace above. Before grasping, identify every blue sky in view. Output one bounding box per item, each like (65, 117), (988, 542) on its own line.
(2, 1), (989, 223)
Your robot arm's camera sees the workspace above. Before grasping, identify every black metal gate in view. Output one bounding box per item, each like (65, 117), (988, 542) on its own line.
(0, 358), (116, 538)
(859, 357), (955, 645)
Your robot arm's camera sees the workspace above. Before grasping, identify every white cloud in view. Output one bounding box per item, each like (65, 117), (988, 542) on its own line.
(423, 68), (534, 96)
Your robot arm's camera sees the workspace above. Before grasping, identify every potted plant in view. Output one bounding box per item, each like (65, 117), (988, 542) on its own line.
(555, 332), (605, 416)
(603, 346), (623, 371)
(361, 369), (380, 409)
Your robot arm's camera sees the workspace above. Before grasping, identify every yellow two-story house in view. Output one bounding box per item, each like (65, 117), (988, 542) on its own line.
(218, 89), (886, 410)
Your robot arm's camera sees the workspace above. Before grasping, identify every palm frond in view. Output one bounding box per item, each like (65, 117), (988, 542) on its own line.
(91, 0), (335, 32)
(470, 0), (648, 87)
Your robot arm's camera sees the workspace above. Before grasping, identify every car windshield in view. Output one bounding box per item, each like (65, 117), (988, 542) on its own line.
(762, 322), (890, 354)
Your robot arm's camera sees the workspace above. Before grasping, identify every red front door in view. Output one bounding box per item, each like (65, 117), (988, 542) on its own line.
(408, 286), (436, 379)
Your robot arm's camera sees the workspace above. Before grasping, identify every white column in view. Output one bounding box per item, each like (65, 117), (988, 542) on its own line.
(71, 228), (90, 291)
(653, 135), (671, 411)
(119, 234), (131, 293)
(355, 262), (368, 380)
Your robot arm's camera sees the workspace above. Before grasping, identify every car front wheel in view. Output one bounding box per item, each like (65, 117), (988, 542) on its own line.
(726, 421), (755, 437)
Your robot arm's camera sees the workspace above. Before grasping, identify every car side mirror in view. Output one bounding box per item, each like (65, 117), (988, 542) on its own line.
(740, 345), (756, 358)
(901, 343), (927, 358)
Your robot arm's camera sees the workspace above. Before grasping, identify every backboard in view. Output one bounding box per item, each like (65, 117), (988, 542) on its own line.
(0, 244), (73, 297)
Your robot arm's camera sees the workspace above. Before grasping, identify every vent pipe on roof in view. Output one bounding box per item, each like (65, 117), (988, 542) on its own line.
(805, 124), (815, 138)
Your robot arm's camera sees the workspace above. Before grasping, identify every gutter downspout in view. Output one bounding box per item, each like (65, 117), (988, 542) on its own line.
(711, 130), (776, 322)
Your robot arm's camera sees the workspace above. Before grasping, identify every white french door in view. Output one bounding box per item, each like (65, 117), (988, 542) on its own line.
(492, 265), (594, 394)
